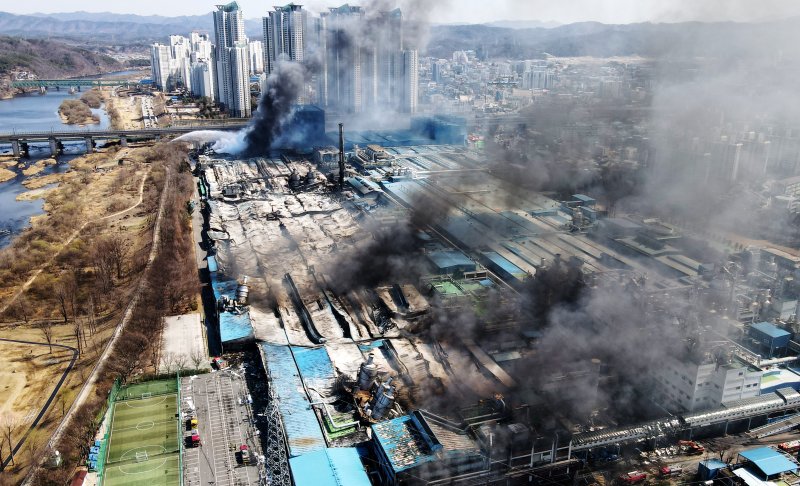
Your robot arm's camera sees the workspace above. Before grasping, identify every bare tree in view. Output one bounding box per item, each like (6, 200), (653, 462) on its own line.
(189, 349), (206, 370)
(91, 242), (115, 292)
(160, 352), (176, 375)
(0, 414), (18, 468)
(173, 354), (189, 373)
(73, 319), (84, 356)
(54, 275), (77, 325)
(15, 296), (29, 325)
(85, 294), (97, 335)
(35, 321), (54, 354)
(93, 234), (129, 281)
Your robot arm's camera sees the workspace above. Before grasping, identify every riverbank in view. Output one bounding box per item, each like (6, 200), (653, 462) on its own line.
(0, 166), (14, 182)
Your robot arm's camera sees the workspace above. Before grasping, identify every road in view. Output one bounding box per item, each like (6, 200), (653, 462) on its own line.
(0, 338), (78, 470)
(22, 167), (172, 485)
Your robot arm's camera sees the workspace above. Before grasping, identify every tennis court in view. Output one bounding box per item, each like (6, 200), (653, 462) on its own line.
(102, 380), (181, 486)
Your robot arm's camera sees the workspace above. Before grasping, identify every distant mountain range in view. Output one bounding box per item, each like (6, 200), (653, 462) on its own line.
(0, 11), (264, 42)
(0, 10), (797, 61)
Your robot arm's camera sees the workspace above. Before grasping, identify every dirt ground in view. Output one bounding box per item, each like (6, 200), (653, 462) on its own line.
(0, 143), (162, 480)
(0, 338), (71, 418)
(103, 90), (142, 130)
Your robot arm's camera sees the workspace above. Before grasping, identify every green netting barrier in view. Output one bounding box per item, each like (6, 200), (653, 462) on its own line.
(115, 378), (179, 400)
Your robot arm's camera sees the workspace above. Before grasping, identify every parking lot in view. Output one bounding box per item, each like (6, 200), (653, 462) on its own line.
(181, 371), (264, 486)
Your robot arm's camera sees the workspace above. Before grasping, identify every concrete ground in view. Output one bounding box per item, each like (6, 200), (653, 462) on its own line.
(180, 372), (263, 486)
(159, 313), (209, 372)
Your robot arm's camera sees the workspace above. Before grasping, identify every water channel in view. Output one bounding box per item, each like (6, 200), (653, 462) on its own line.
(0, 89), (112, 248)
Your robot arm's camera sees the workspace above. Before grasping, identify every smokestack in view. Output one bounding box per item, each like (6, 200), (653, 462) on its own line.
(339, 122), (346, 190)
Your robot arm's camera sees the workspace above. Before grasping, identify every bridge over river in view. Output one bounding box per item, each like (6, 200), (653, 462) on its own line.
(0, 124), (245, 156)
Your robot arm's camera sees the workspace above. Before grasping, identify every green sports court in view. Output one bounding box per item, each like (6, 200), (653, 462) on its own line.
(101, 379), (182, 486)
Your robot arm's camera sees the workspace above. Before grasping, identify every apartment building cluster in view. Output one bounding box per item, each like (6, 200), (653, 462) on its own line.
(150, 2), (419, 118)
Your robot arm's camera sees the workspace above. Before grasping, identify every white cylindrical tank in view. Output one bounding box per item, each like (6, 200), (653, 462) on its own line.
(371, 378), (395, 420)
(357, 354), (379, 391)
(236, 276), (249, 305)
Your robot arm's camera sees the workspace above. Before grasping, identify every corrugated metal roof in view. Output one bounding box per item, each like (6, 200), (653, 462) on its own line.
(481, 251), (526, 278)
(292, 346), (337, 399)
(739, 447), (798, 477)
(290, 448), (371, 486)
(211, 275), (254, 344)
(427, 250), (476, 272)
(260, 343), (326, 457)
(372, 411), (482, 474)
(372, 414), (439, 472)
(219, 312), (253, 343)
(572, 194), (596, 203)
(751, 322), (791, 339)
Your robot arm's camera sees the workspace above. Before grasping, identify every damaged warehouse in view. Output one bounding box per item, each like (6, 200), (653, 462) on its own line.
(183, 69), (800, 483)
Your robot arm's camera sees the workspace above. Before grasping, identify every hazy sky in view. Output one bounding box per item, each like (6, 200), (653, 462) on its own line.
(6, 0), (800, 24)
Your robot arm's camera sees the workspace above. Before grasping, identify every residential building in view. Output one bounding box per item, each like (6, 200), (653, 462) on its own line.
(263, 3), (306, 75)
(228, 42), (252, 117)
(214, 1), (247, 115)
(248, 40), (264, 74)
(150, 43), (176, 91)
(190, 59), (216, 99)
(401, 49), (419, 113)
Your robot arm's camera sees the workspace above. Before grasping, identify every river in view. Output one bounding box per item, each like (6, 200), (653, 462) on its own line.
(0, 89), (112, 248)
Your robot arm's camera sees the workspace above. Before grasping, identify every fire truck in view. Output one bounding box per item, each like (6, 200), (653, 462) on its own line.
(618, 471), (647, 484)
(779, 440), (800, 454)
(660, 465), (683, 477)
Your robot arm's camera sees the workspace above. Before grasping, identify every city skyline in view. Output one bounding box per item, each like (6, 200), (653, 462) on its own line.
(6, 0), (800, 25)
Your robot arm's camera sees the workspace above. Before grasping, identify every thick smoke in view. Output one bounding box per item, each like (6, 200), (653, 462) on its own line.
(324, 191), (452, 293)
(322, 18), (800, 423)
(177, 61), (307, 156)
(242, 61), (307, 156)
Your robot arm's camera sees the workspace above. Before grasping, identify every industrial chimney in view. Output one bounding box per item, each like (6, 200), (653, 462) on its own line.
(338, 123), (346, 190)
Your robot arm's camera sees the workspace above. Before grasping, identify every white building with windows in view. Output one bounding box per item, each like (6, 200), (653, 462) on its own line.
(655, 352), (762, 412)
(190, 59), (215, 100)
(248, 40), (264, 74)
(263, 3), (306, 74)
(214, 2), (247, 114)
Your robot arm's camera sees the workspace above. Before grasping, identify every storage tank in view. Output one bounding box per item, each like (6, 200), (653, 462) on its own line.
(370, 377), (395, 420)
(357, 354), (379, 391)
(236, 276), (249, 305)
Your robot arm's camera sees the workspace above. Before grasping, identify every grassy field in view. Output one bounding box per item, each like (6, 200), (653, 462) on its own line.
(103, 454), (180, 486)
(103, 391), (180, 486)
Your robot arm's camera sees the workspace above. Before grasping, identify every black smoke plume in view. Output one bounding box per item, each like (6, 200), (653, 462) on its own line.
(241, 61), (308, 157)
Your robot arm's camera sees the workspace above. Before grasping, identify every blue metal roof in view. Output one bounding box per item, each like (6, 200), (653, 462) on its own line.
(751, 322), (791, 339)
(481, 251), (526, 278)
(259, 343), (326, 457)
(372, 413), (442, 473)
(290, 448), (371, 486)
(427, 250), (476, 272)
(207, 255), (218, 273)
(292, 346), (336, 398)
(740, 447), (798, 476)
(211, 275), (254, 344)
(572, 194), (596, 203)
(700, 459), (728, 470)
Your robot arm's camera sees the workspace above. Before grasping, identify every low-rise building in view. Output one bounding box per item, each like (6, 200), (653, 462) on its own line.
(655, 350), (762, 412)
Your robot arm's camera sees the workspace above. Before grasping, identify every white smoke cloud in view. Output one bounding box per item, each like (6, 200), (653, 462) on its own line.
(174, 129), (248, 154)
